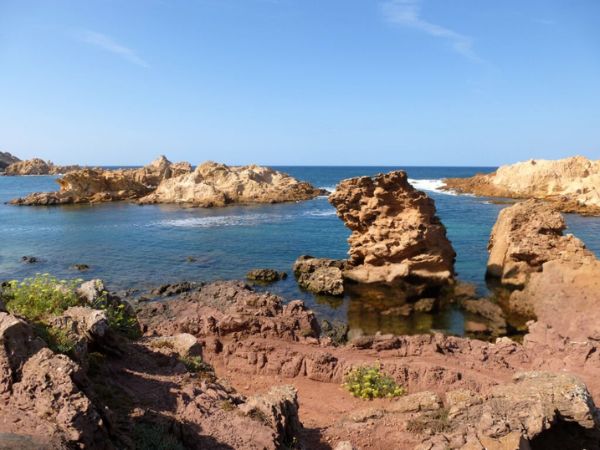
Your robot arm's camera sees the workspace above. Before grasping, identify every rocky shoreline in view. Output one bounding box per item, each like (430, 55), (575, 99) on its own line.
(2, 167), (600, 448)
(442, 156), (600, 216)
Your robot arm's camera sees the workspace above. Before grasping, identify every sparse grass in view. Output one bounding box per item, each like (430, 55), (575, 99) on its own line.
(149, 339), (175, 350)
(220, 399), (235, 411)
(90, 291), (141, 339)
(180, 356), (216, 380)
(132, 423), (185, 450)
(34, 324), (77, 355)
(2, 274), (81, 321)
(246, 408), (270, 426)
(343, 364), (406, 400)
(406, 408), (453, 434)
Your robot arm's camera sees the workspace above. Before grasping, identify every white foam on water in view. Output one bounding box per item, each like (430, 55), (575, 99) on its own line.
(304, 210), (336, 217)
(156, 213), (291, 228)
(408, 178), (457, 196)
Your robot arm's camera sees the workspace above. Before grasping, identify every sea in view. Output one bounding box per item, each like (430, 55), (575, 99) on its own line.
(2, 166), (600, 337)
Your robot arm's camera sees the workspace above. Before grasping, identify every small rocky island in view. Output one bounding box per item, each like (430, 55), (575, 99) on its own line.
(442, 155), (600, 215)
(10, 156), (326, 206)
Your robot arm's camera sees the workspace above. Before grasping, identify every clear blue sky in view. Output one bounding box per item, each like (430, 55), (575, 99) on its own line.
(1, 0), (599, 166)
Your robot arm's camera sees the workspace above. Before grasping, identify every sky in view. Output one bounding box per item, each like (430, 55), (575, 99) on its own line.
(0, 0), (599, 166)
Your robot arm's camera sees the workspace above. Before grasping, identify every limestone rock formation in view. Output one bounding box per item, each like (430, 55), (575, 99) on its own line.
(443, 156), (600, 215)
(10, 155), (190, 205)
(10, 157), (325, 208)
(4, 157), (81, 175)
(293, 255), (347, 296)
(138, 161), (327, 206)
(487, 200), (595, 288)
(0, 151), (20, 171)
(328, 171), (455, 286)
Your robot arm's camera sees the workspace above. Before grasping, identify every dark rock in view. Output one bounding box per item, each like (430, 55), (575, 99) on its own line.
(320, 320), (349, 346)
(71, 264), (90, 271)
(20, 256), (38, 264)
(150, 282), (198, 297)
(293, 255), (346, 296)
(246, 269), (287, 283)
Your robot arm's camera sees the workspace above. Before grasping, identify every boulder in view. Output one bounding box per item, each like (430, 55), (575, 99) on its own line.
(329, 171), (455, 286)
(246, 269), (287, 283)
(138, 161), (327, 206)
(442, 156), (600, 215)
(486, 200), (594, 288)
(239, 385), (301, 448)
(293, 256), (346, 296)
(147, 333), (202, 357)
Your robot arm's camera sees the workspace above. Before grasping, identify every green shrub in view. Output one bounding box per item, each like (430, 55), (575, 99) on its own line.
(180, 356), (215, 380)
(406, 408), (453, 434)
(133, 423), (185, 450)
(34, 324), (77, 355)
(3, 274), (141, 339)
(343, 364), (406, 400)
(3, 274), (81, 321)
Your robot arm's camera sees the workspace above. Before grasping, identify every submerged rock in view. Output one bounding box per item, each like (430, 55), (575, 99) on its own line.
(442, 156), (600, 215)
(329, 170), (455, 286)
(487, 199), (595, 288)
(20, 256), (38, 264)
(246, 269), (287, 283)
(138, 161), (327, 206)
(293, 255), (346, 296)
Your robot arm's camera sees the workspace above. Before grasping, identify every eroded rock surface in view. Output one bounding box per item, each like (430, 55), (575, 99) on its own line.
(329, 171), (455, 286)
(443, 156), (600, 215)
(487, 200), (595, 288)
(4, 158), (81, 176)
(138, 161), (326, 206)
(11, 155), (189, 205)
(293, 255), (347, 296)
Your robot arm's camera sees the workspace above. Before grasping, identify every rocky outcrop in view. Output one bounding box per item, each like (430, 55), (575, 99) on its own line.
(443, 156), (600, 215)
(328, 171), (455, 286)
(486, 200), (595, 288)
(0, 288), (305, 449)
(138, 161), (327, 206)
(10, 155), (189, 205)
(4, 158), (81, 176)
(293, 255), (347, 296)
(416, 371), (600, 449)
(10, 157), (325, 208)
(0, 151), (20, 171)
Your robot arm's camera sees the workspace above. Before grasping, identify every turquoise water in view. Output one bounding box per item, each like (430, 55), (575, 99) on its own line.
(2, 167), (599, 336)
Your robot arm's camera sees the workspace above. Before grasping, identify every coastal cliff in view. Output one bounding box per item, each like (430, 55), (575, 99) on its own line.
(329, 170), (455, 286)
(10, 157), (326, 207)
(442, 156), (600, 215)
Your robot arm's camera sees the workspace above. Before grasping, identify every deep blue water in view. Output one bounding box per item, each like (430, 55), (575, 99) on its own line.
(2, 166), (599, 336)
